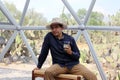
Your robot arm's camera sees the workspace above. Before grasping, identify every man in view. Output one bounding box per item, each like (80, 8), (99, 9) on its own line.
(35, 18), (97, 80)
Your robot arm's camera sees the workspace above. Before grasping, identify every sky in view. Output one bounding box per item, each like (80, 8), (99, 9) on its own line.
(2, 0), (120, 21)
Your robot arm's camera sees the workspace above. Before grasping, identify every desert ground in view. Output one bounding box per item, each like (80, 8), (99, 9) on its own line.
(0, 60), (44, 80)
(0, 60), (100, 80)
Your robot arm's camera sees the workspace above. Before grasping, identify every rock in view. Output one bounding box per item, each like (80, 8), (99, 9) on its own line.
(0, 36), (5, 45)
(12, 54), (19, 62)
(20, 56), (30, 63)
(3, 57), (12, 64)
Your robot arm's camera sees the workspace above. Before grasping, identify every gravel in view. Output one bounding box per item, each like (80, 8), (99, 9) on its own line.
(0, 61), (44, 80)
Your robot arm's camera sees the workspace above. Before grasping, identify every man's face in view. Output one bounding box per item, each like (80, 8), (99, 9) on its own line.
(50, 24), (63, 37)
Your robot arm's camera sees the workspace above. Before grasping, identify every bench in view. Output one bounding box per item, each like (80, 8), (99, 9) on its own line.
(32, 69), (83, 80)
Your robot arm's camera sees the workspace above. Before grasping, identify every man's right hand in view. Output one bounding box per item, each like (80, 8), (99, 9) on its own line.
(34, 67), (40, 70)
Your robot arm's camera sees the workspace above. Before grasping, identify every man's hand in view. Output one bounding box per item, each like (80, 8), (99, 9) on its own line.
(34, 67), (40, 70)
(64, 45), (72, 55)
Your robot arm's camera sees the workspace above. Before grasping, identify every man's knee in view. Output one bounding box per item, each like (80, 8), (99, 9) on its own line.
(45, 69), (57, 76)
(90, 73), (97, 80)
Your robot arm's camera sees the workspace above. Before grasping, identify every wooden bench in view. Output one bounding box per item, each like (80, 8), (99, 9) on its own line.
(32, 69), (83, 80)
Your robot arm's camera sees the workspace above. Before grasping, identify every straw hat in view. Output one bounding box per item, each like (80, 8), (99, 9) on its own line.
(46, 17), (67, 29)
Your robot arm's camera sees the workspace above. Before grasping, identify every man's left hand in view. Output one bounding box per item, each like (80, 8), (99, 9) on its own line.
(64, 45), (72, 55)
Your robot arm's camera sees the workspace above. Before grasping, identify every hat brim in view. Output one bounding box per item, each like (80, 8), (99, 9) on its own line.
(46, 22), (67, 29)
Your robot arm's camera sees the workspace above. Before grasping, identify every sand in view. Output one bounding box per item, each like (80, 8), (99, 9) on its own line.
(0, 61), (43, 80)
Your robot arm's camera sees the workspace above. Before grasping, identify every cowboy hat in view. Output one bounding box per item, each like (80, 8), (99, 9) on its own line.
(46, 17), (67, 29)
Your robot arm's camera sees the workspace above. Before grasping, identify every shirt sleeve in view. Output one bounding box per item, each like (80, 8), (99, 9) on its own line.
(70, 37), (80, 60)
(37, 34), (50, 68)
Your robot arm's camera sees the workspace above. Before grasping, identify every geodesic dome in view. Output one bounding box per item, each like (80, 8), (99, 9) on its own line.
(0, 0), (120, 80)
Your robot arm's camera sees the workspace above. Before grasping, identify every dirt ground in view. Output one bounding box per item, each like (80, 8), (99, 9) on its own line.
(0, 60), (101, 80)
(0, 61), (43, 80)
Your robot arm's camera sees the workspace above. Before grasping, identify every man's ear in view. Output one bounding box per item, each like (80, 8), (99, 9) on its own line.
(61, 27), (64, 30)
